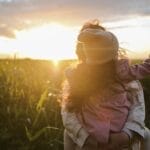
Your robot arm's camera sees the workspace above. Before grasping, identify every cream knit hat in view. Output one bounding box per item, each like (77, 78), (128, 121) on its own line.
(77, 28), (119, 64)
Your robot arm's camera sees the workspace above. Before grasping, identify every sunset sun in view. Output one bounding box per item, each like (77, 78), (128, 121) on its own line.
(15, 23), (78, 61)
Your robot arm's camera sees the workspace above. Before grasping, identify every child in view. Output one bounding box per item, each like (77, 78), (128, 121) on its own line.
(62, 80), (150, 150)
(62, 21), (150, 150)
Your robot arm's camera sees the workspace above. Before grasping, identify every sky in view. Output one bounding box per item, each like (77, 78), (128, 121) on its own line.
(0, 0), (150, 60)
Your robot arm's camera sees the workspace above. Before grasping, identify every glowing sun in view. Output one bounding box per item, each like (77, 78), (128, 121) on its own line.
(15, 23), (78, 61)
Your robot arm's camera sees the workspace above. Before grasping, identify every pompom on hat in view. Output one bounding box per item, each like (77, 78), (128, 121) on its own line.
(77, 28), (119, 64)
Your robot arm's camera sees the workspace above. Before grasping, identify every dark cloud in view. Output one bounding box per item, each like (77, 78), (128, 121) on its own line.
(0, 0), (150, 38)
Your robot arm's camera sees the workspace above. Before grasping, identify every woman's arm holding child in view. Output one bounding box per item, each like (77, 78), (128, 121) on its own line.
(122, 80), (145, 138)
(61, 80), (89, 148)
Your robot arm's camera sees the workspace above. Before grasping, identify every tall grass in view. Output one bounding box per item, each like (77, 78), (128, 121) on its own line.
(0, 59), (70, 150)
(0, 59), (149, 150)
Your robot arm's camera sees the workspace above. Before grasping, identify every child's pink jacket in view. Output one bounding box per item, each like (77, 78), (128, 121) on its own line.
(65, 59), (150, 144)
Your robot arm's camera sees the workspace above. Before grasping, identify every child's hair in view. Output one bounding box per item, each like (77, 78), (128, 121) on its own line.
(80, 19), (106, 32)
(76, 20), (106, 62)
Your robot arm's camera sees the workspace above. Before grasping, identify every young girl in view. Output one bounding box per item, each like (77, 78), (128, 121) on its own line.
(62, 21), (150, 150)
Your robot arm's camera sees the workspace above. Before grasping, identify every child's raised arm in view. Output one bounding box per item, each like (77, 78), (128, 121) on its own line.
(117, 58), (150, 82)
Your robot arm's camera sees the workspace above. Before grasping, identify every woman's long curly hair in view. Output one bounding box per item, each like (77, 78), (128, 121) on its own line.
(66, 62), (117, 112)
(64, 20), (121, 112)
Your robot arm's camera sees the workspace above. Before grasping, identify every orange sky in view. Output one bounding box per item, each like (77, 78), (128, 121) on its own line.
(0, 17), (150, 60)
(0, 0), (149, 60)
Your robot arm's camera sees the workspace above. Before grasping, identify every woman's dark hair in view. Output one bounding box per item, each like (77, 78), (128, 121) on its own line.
(66, 61), (117, 112)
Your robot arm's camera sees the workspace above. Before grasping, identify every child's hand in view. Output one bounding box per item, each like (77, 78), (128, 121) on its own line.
(109, 132), (130, 148)
(84, 135), (97, 148)
(102, 143), (120, 150)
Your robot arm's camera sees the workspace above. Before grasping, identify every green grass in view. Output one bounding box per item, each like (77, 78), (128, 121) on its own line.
(0, 59), (149, 150)
(0, 59), (67, 150)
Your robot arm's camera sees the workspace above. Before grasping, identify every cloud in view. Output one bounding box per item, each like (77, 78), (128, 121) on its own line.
(0, 0), (150, 38)
(0, 26), (15, 38)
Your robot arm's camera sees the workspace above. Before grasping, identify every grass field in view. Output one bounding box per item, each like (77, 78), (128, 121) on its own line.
(0, 59), (149, 150)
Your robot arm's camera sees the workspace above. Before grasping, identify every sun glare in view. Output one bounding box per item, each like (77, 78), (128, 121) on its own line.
(0, 17), (149, 60)
(52, 59), (59, 67)
(107, 17), (150, 58)
(112, 26), (150, 58)
(15, 23), (78, 61)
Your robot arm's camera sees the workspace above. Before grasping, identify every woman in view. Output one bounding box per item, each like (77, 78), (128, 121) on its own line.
(62, 20), (149, 150)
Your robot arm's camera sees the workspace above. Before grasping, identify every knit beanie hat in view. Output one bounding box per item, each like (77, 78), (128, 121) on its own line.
(77, 28), (119, 64)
